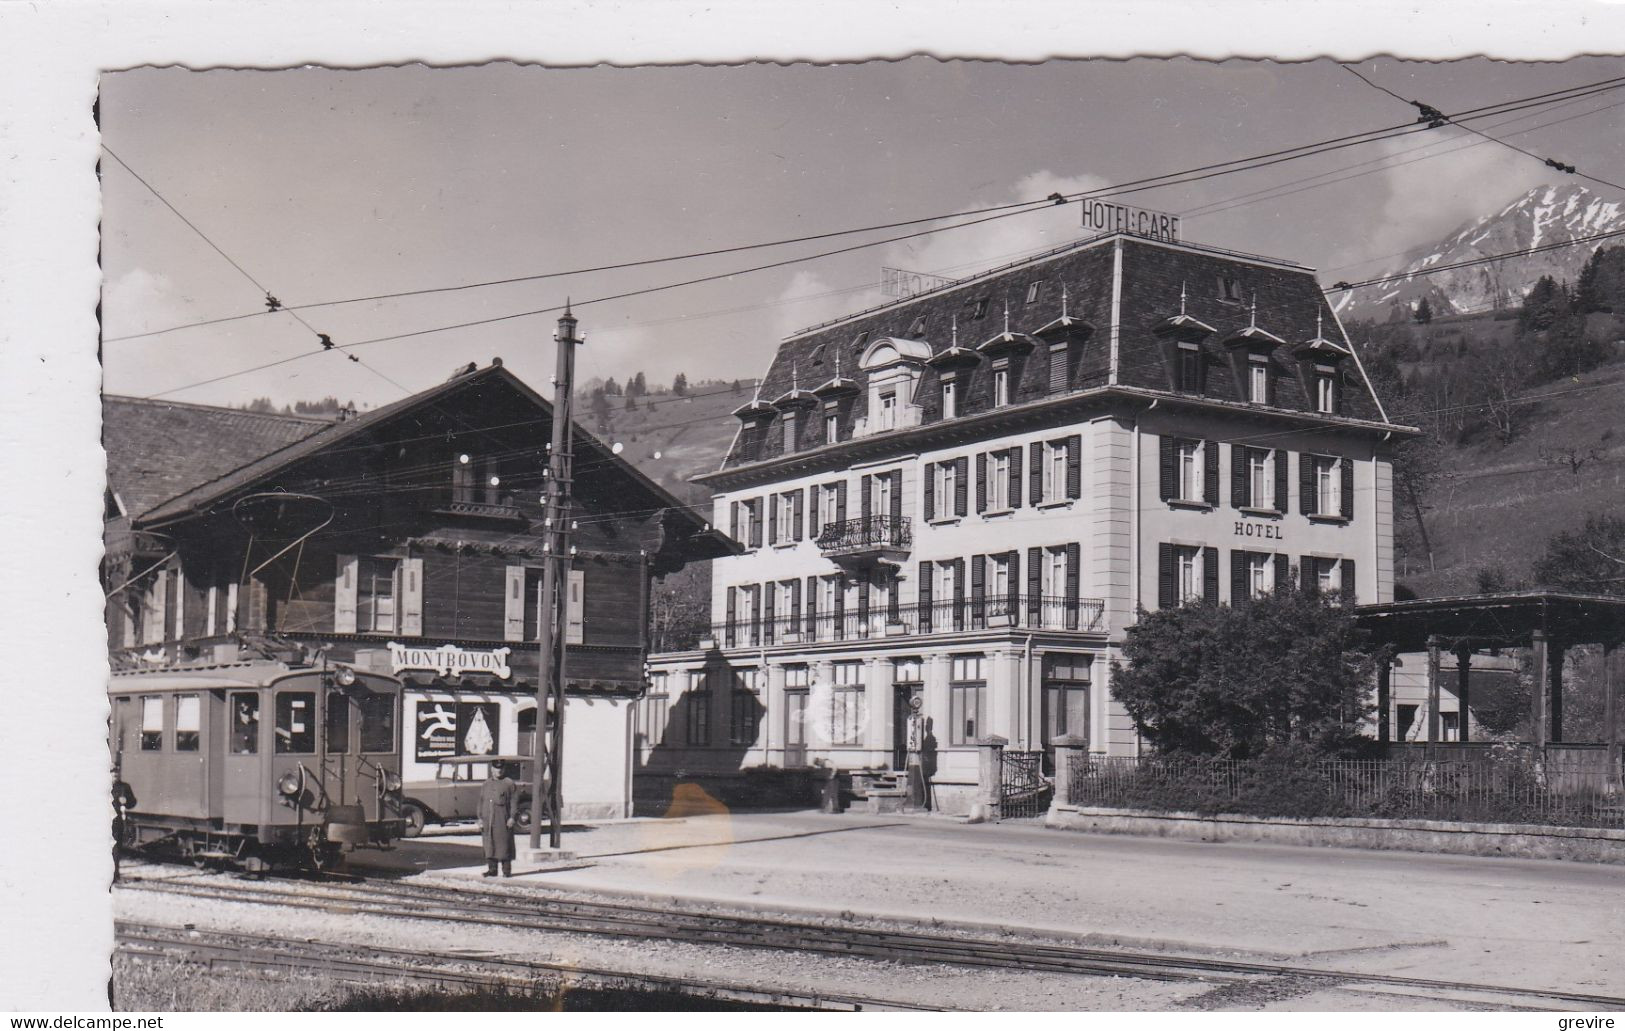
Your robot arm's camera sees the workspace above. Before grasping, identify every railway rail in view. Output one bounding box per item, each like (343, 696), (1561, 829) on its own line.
(120, 874), (1625, 1011)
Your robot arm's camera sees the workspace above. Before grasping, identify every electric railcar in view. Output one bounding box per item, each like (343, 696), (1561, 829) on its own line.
(110, 659), (406, 870)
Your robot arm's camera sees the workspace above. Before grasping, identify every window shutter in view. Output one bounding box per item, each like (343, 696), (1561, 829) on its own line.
(1007, 549), (1020, 612)
(335, 555), (359, 634)
(502, 564), (524, 641)
(730, 501), (740, 542)
(1066, 435), (1082, 499)
(890, 471), (903, 523)
(749, 500), (763, 548)
(726, 588), (738, 648)
(401, 557), (424, 636)
(794, 490), (805, 540)
(790, 579), (802, 630)
(1232, 445), (1248, 508)
(857, 569), (870, 627)
(1009, 447), (1024, 508)
(955, 458), (969, 516)
(923, 462), (936, 521)
(172, 566), (185, 641)
(1340, 458), (1355, 520)
(205, 585), (218, 638)
(1332, 373), (1343, 414)
(763, 580), (776, 643)
(1203, 546), (1219, 604)
(834, 573), (847, 631)
(1274, 448), (1288, 512)
(1158, 542), (1176, 609)
(1159, 435), (1176, 501)
(1030, 441), (1043, 501)
(970, 554), (986, 622)
(1064, 542), (1081, 629)
(806, 575), (818, 635)
(1231, 550), (1248, 606)
(1300, 453), (1316, 515)
(862, 474), (873, 521)
(952, 559), (966, 630)
(1341, 558), (1357, 602)
(768, 494), (779, 543)
(918, 561), (933, 632)
(1027, 546), (1042, 622)
(836, 480), (848, 524)
(975, 453), (988, 512)
(1301, 557), (1317, 594)
(1049, 343), (1069, 393)
(566, 569), (585, 644)
(1203, 439), (1220, 506)
(810, 487), (822, 538)
(1274, 553), (1291, 595)
(750, 584), (762, 639)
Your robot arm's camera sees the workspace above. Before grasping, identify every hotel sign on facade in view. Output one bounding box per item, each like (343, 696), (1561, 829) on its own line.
(1080, 200), (1181, 243)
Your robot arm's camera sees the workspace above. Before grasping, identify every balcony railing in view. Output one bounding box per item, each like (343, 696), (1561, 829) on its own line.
(815, 515), (912, 558)
(653, 594), (1106, 653)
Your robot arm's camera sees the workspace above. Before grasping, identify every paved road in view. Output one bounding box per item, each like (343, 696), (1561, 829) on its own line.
(354, 809), (1625, 1002)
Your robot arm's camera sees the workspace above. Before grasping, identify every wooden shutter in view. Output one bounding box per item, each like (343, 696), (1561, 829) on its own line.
(1232, 445), (1248, 507)
(809, 487), (822, 538)
(954, 457), (969, 516)
(890, 471), (903, 523)
(762, 580), (776, 643)
(1341, 457), (1355, 520)
(806, 575), (818, 635)
(862, 474), (873, 521)
(205, 585), (218, 638)
(400, 557), (424, 636)
(794, 490), (805, 540)
(918, 561), (933, 632)
(1300, 453), (1316, 515)
(502, 564), (525, 641)
(1007, 550), (1020, 612)
(834, 574), (846, 633)
(1274, 553), (1291, 595)
(1231, 550), (1248, 606)
(1159, 435), (1176, 501)
(335, 555), (359, 634)
(790, 579), (802, 631)
(1203, 546), (1219, 604)
(923, 462), (936, 521)
(952, 559), (966, 630)
(857, 569), (870, 627)
(1049, 343), (1069, 393)
(1301, 557), (1317, 594)
(750, 584), (762, 639)
(172, 566), (185, 641)
(566, 569), (585, 644)
(1009, 447), (1024, 509)
(975, 453), (987, 512)
(1158, 543), (1176, 609)
(1064, 542), (1081, 629)
(1274, 448), (1288, 512)
(1203, 439), (1220, 506)
(836, 480), (848, 523)
(1066, 435), (1082, 499)
(970, 554), (986, 622)
(730, 500), (740, 542)
(768, 494), (779, 544)
(1341, 559), (1357, 602)
(1027, 546), (1042, 622)
(726, 587), (738, 647)
(1029, 441), (1044, 502)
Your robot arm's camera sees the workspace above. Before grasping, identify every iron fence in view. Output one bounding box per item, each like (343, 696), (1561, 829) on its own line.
(1001, 749), (1052, 820)
(815, 515), (913, 555)
(1067, 753), (1625, 829)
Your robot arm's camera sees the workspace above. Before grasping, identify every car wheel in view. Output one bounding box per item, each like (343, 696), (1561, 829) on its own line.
(401, 802), (426, 838)
(514, 799), (532, 831)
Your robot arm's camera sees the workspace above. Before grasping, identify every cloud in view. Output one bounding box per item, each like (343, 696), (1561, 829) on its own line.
(102, 266), (193, 338)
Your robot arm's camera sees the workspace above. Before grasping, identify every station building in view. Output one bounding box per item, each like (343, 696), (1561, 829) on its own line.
(103, 360), (732, 820)
(643, 230), (1413, 813)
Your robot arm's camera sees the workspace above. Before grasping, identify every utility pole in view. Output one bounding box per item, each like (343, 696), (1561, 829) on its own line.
(531, 303), (580, 853)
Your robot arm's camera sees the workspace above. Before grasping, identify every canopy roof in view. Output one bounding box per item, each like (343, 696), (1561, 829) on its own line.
(1356, 591), (1625, 651)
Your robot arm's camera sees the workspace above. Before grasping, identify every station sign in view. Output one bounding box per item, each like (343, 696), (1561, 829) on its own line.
(388, 642), (512, 680)
(1080, 200), (1181, 243)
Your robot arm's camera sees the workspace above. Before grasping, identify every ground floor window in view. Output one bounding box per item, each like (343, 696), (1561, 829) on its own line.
(687, 672), (717, 746)
(948, 654), (986, 745)
(1042, 653), (1092, 748)
(638, 678), (669, 748)
(731, 668), (762, 747)
(829, 661), (866, 745)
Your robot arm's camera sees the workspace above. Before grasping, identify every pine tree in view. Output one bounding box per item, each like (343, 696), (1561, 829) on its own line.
(603, 376), (621, 396)
(1413, 297), (1434, 324)
(630, 372), (647, 397)
(673, 372), (688, 395)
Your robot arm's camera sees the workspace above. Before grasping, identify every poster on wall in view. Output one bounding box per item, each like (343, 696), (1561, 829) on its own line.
(414, 700), (502, 761)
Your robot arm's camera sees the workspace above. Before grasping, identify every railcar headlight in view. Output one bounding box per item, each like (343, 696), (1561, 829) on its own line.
(383, 772), (402, 792)
(334, 667), (357, 687)
(277, 771), (303, 798)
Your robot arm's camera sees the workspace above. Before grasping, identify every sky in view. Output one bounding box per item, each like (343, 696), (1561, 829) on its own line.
(99, 56), (1625, 410)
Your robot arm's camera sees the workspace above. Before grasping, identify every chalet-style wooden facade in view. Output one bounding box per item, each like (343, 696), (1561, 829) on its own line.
(103, 361), (733, 818)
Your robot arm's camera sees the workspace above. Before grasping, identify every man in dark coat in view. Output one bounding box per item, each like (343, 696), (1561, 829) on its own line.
(479, 759), (519, 877)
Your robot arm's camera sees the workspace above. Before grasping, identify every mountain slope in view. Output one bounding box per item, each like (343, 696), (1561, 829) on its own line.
(1334, 183), (1625, 323)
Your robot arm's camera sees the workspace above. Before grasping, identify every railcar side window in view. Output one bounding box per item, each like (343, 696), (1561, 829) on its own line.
(359, 690), (396, 753)
(230, 692), (260, 755)
(325, 690), (351, 754)
(140, 696), (163, 751)
(175, 694), (200, 752)
(274, 692), (316, 754)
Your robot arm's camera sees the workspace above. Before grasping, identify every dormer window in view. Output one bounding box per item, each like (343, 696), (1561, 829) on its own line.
(992, 365), (1010, 407)
(907, 315), (927, 337)
(878, 390), (898, 430)
(1025, 281), (1043, 304)
(1316, 365), (1338, 414)
(1176, 342), (1205, 393)
(809, 343), (826, 366)
(1248, 356), (1270, 404)
(941, 378), (957, 419)
(824, 409), (839, 445)
(972, 297), (990, 320)
(781, 412), (797, 454)
(1217, 276), (1243, 303)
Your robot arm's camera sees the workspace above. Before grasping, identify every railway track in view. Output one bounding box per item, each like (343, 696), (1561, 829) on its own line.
(121, 874), (1625, 1010)
(116, 921), (929, 1011)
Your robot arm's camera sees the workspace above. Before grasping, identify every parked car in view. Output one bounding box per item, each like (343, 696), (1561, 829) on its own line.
(398, 754), (536, 837)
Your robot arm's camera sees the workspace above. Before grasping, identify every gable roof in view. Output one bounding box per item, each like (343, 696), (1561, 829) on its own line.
(102, 396), (333, 519)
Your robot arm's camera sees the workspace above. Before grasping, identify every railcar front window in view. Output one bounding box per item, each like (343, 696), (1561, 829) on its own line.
(274, 691), (316, 754)
(175, 694), (200, 752)
(359, 690), (397, 753)
(229, 692), (260, 755)
(140, 696), (163, 751)
(325, 690), (351, 753)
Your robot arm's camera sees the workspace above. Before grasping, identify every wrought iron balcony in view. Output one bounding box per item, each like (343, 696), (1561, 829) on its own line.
(815, 515), (913, 566)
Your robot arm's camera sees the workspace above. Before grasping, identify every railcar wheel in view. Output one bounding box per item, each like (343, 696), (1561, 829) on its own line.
(400, 802), (426, 838)
(514, 798), (532, 832)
